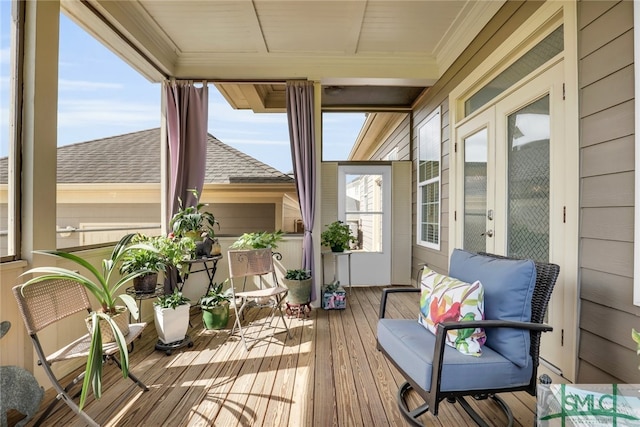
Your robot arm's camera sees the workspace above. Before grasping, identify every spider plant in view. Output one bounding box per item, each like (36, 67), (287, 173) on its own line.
(20, 233), (157, 409)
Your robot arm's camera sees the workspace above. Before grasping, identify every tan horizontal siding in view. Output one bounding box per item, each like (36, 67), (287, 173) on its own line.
(579, 330), (640, 384)
(581, 135), (634, 177)
(581, 207), (633, 241)
(581, 238), (633, 278)
(581, 268), (640, 315)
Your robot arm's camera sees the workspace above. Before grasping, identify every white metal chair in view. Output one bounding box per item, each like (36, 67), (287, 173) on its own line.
(12, 278), (147, 427)
(227, 248), (291, 351)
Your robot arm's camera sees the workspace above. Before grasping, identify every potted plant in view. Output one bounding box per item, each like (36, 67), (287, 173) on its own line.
(19, 233), (155, 409)
(121, 233), (196, 293)
(169, 188), (219, 241)
(282, 269), (312, 305)
(199, 281), (231, 330)
(321, 220), (355, 252)
(229, 230), (284, 250)
(153, 288), (191, 344)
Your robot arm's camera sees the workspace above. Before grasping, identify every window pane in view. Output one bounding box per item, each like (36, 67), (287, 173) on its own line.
(345, 173), (383, 252)
(420, 182), (439, 244)
(322, 112), (367, 161)
(56, 14), (161, 248)
(465, 25), (563, 116)
(417, 109), (440, 247)
(507, 95), (550, 262)
(463, 128), (488, 253)
(418, 115), (440, 182)
(1, 1), (14, 258)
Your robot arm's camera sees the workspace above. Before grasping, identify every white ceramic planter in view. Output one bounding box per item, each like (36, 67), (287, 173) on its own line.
(154, 303), (190, 344)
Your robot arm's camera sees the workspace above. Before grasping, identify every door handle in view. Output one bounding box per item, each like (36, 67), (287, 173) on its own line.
(481, 230), (494, 238)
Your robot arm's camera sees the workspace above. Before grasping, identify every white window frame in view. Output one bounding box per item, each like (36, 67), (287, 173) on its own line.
(634, 6), (640, 306)
(416, 107), (441, 249)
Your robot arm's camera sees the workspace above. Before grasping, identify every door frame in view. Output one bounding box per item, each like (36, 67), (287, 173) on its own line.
(447, 1), (579, 382)
(337, 164), (392, 286)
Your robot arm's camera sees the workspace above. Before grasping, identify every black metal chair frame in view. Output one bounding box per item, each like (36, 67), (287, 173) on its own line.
(377, 252), (560, 427)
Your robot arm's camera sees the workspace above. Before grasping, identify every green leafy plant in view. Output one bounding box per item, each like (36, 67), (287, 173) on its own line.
(19, 233), (154, 409)
(169, 189), (219, 239)
(229, 230), (284, 249)
(199, 281), (232, 308)
(154, 288), (191, 309)
(320, 221), (355, 252)
(120, 233), (196, 279)
(285, 269), (311, 281)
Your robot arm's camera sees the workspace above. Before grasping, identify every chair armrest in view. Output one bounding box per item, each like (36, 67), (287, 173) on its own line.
(437, 319), (553, 334)
(379, 287), (420, 319)
(428, 319), (552, 406)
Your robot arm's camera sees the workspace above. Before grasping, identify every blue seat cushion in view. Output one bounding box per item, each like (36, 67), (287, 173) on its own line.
(377, 319), (532, 392)
(448, 249), (536, 368)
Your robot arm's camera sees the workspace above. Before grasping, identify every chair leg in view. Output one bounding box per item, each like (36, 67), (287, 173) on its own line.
(34, 370), (86, 426)
(274, 296), (292, 339)
(33, 370), (99, 427)
(455, 394), (513, 427)
(232, 300), (250, 351)
(396, 381), (429, 427)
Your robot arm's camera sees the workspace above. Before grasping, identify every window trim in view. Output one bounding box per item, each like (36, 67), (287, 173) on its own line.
(416, 107), (441, 250)
(1, 0), (25, 262)
(634, 6), (640, 306)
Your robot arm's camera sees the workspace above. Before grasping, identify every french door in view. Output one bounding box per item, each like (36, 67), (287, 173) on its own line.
(455, 62), (568, 376)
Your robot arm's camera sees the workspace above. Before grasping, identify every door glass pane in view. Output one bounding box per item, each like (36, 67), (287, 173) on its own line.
(345, 174), (383, 252)
(507, 95), (550, 262)
(463, 129), (488, 253)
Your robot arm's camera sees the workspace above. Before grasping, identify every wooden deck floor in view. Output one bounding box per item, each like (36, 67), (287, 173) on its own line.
(21, 287), (536, 426)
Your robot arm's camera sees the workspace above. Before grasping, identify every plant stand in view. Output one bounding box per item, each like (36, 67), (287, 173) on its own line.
(155, 335), (193, 356)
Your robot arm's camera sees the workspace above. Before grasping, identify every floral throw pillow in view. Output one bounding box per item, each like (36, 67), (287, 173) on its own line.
(418, 267), (486, 356)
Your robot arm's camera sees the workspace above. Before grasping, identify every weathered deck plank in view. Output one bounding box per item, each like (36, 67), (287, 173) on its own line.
(17, 287), (537, 427)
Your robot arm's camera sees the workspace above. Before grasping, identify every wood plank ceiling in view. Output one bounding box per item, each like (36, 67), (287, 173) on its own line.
(62, 0), (505, 111)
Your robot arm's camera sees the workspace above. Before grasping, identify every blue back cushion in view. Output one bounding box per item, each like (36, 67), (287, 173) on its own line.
(448, 249), (536, 368)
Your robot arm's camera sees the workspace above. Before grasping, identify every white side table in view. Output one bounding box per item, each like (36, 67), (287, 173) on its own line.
(321, 251), (352, 292)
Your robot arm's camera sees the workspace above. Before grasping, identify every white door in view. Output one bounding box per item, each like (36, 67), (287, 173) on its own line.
(337, 165), (391, 285)
(455, 62), (568, 376)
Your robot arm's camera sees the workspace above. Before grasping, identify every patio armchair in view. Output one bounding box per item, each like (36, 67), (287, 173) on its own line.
(227, 248), (291, 351)
(377, 249), (559, 427)
(12, 278), (148, 427)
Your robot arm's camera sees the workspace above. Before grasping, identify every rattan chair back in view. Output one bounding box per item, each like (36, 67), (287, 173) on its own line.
(13, 278), (92, 335)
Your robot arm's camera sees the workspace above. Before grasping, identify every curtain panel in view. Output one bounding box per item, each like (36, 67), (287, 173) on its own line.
(286, 81), (317, 301)
(164, 80), (209, 225)
(163, 80), (209, 291)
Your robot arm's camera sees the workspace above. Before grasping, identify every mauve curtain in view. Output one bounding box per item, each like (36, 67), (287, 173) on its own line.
(163, 80), (209, 291)
(286, 81), (317, 301)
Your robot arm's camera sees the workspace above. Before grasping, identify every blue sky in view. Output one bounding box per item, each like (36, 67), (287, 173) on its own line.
(0, 3), (364, 173)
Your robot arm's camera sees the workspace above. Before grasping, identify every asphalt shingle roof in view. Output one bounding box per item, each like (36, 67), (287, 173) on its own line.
(0, 128), (293, 184)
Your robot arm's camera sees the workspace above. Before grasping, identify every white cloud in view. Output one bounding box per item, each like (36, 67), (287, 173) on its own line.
(59, 79), (123, 92)
(58, 99), (159, 127)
